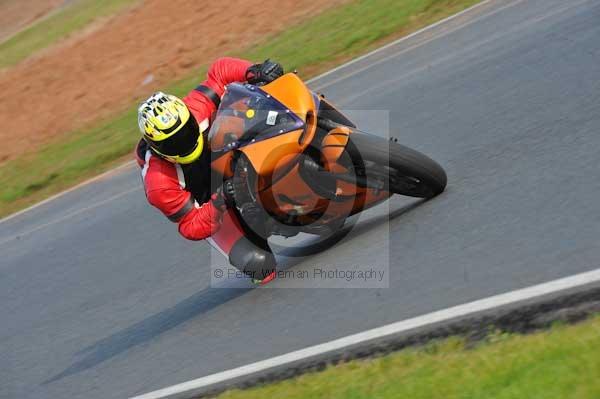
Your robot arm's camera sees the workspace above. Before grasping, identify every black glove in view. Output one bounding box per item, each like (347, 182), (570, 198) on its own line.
(246, 59), (284, 85)
(213, 180), (235, 209)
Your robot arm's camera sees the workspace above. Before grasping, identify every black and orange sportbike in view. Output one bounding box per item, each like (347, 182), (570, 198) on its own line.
(207, 73), (447, 278)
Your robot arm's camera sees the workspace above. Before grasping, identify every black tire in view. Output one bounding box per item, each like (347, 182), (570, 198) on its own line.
(346, 131), (447, 198)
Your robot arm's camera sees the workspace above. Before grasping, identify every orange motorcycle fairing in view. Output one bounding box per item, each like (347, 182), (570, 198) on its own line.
(208, 75), (392, 237)
(261, 74), (315, 123)
(239, 129), (304, 184)
(321, 126), (351, 173)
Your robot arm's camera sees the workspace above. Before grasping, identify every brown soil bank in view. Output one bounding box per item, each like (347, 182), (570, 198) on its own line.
(0, 0), (345, 164)
(0, 0), (64, 42)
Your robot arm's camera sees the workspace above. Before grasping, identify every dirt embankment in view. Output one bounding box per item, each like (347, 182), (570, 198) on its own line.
(0, 0), (65, 42)
(0, 0), (346, 164)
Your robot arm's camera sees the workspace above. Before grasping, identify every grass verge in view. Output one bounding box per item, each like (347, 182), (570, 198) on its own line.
(0, 0), (481, 217)
(0, 0), (139, 68)
(217, 315), (600, 399)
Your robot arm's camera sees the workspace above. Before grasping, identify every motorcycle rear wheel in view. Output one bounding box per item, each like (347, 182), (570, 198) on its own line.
(345, 131), (447, 198)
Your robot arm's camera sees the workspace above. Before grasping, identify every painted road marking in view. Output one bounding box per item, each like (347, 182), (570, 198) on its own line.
(0, 160), (136, 225)
(131, 267), (600, 399)
(335, 0), (590, 106)
(0, 186), (139, 246)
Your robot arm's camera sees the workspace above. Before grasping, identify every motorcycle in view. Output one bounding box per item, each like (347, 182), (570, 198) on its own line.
(207, 73), (447, 277)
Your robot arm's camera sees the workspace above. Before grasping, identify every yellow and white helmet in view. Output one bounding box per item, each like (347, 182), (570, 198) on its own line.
(137, 92), (205, 164)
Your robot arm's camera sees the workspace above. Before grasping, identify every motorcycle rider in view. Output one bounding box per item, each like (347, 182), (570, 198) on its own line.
(135, 57), (284, 284)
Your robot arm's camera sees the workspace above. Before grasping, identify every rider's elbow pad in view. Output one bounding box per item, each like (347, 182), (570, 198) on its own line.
(177, 202), (221, 240)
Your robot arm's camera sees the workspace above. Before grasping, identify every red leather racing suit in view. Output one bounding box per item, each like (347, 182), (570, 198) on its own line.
(135, 57), (252, 241)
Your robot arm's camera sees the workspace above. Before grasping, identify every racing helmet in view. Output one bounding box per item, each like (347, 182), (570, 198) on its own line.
(137, 92), (205, 164)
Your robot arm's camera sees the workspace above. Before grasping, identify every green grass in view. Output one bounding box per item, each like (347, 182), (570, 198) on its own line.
(0, 0), (481, 217)
(217, 315), (600, 399)
(0, 0), (139, 68)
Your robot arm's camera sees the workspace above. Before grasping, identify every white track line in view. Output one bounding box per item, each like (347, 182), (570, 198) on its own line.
(0, 0), (498, 227)
(0, 160), (136, 225)
(306, 0), (494, 86)
(132, 268), (600, 399)
(0, 186), (139, 246)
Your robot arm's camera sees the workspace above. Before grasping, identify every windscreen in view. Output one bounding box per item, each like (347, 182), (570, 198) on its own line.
(208, 83), (305, 152)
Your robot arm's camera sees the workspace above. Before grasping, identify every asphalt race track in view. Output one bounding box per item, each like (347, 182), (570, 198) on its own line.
(2, 0), (600, 397)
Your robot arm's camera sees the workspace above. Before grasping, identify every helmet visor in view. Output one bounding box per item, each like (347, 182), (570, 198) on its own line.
(151, 116), (200, 157)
